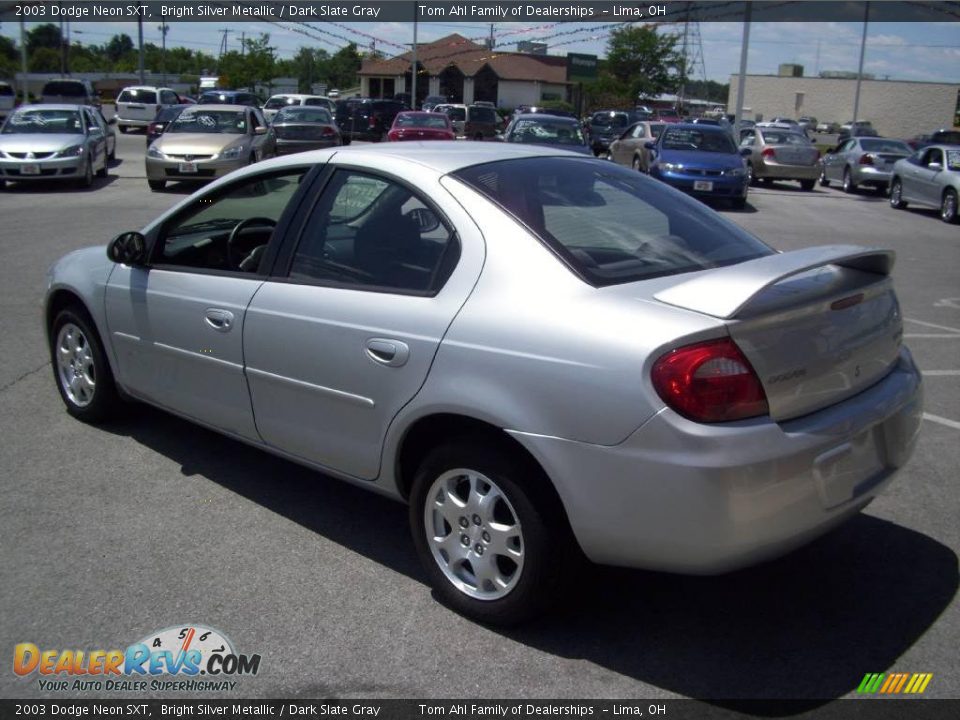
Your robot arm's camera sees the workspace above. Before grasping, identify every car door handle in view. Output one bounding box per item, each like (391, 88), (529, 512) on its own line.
(204, 308), (234, 332)
(365, 338), (409, 368)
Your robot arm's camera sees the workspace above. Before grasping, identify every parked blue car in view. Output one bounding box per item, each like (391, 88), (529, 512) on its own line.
(646, 123), (751, 208)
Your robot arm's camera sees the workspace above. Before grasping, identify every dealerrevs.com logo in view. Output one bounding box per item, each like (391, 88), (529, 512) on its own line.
(13, 625), (261, 692)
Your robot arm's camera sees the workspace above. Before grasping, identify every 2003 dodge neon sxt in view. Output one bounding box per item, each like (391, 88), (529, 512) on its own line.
(45, 143), (923, 624)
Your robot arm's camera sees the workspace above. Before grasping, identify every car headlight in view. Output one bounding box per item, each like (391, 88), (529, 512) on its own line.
(147, 145), (164, 159)
(659, 162), (683, 172)
(220, 145), (245, 160)
(58, 144), (85, 157)
(726, 167), (746, 176)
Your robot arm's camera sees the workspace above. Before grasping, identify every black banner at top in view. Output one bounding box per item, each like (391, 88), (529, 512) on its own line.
(0, 1), (958, 23)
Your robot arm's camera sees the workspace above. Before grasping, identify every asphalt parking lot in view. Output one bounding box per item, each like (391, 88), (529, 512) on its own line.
(1, 128), (957, 705)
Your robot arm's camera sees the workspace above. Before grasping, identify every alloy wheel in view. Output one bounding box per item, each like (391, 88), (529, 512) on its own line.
(942, 190), (958, 224)
(423, 468), (524, 601)
(55, 323), (96, 408)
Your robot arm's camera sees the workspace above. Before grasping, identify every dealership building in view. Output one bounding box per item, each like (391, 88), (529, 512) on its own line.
(728, 72), (960, 137)
(358, 33), (574, 108)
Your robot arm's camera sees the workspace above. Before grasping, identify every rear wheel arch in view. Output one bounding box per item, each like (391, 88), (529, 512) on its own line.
(394, 414), (573, 531)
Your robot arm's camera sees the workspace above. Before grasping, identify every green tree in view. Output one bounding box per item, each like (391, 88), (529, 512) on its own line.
(26, 24), (62, 55)
(28, 47), (61, 72)
(604, 26), (684, 103)
(105, 34), (134, 63)
(218, 34), (275, 90)
(327, 43), (361, 90)
(0, 35), (17, 62)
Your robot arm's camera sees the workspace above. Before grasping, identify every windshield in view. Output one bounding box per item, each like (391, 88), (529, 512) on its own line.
(508, 119), (585, 146)
(118, 88), (157, 104)
(443, 107), (466, 122)
(860, 139), (912, 154)
(396, 114), (450, 129)
(198, 92), (237, 104)
(591, 112), (628, 128)
(275, 107), (332, 124)
(661, 127), (737, 153)
(167, 109), (246, 134)
(453, 157), (771, 286)
(2, 109), (83, 135)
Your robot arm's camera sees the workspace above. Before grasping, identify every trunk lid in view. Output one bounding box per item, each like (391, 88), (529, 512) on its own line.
(654, 245), (902, 421)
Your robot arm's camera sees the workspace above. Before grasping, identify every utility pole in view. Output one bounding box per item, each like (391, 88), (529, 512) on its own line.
(137, 18), (145, 84)
(488, 23), (494, 50)
(852, 2), (870, 124)
(59, 19), (66, 75)
(159, 22), (169, 86)
(219, 28), (231, 58)
(19, 18), (28, 103)
(241, 31), (245, 57)
(733, 2), (752, 131)
(678, 10), (689, 113)
(411, 15), (418, 109)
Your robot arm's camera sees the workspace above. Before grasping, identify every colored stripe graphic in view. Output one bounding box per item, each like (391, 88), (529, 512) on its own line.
(859, 672), (933, 694)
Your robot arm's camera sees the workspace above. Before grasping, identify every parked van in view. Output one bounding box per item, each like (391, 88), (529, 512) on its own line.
(40, 78), (100, 109)
(115, 86), (180, 132)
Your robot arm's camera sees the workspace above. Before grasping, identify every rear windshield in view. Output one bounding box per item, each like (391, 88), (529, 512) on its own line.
(275, 107), (332, 124)
(508, 119), (585, 146)
(860, 139), (911, 153)
(265, 96), (296, 109)
(662, 127), (737, 153)
(443, 107), (466, 121)
(933, 131), (960, 145)
(396, 114), (449, 128)
(759, 131), (810, 146)
(453, 157), (771, 286)
(118, 88), (157, 104)
(591, 112), (628, 127)
(198, 92), (234, 104)
(0, 84), (13, 97)
(469, 107), (497, 123)
(42, 81), (87, 97)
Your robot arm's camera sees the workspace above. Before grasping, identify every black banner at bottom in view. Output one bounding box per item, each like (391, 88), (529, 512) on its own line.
(2, 699), (960, 720)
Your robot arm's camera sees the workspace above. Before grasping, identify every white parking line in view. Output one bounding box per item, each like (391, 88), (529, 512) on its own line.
(922, 370), (960, 376)
(923, 413), (960, 431)
(905, 318), (960, 334)
(905, 334), (960, 339)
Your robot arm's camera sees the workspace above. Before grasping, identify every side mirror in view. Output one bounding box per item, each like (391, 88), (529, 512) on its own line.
(107, 231), (147, 266)
(108, 117), (117, 125)
(254, 126), (267, 135)
(644, 141), (656, 149)
(88, 126), (102, 134)
(739, 147), (752, 157)
(928, 162), (943, 172)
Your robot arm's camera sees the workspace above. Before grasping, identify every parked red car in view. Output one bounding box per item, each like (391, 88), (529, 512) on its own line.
(387, 111), (456, 141)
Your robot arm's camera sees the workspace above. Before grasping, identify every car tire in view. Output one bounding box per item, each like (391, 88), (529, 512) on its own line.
(942, 189), (959, 224)
(819, 166), (830, 187)
(842, 168), (857, 194)
(747, 164), (757, 186)
(631, 156), (642, 172)
(50, 307), (122, 423)
(731, 197), (748, 210)
(77, 158), (93, 189)
(148, 179), (166, 191)
(108, 142), (116, 161)
(889, 178), (907, 209)
(800, 179), (815, 191)
(409, 439), (572, 625)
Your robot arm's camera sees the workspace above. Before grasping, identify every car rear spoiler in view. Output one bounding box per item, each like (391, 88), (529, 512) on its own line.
(654, 245), (895, 319)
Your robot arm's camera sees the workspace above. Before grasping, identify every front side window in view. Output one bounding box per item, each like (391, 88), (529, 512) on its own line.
(158, 171), (307, 272)
(453, 157), (771, 287)
(289, 170), (458, 294)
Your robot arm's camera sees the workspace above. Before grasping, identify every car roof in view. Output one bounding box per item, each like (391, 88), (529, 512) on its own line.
(15, 103), (89, 111)
(121, 85), (168, 91)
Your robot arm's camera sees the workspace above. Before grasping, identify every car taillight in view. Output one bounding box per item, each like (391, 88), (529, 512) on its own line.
(388, 130), (400, 141)
(761, 148), (776, 159)
(651, 338), (768, 423)
(858, 153), (874, 165)
(368, 115), (376, 128)
(321, 126), (335, 136)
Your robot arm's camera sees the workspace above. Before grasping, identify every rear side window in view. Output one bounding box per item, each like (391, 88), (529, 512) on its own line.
(118, 89), (157, 103)
(469, 107), (496, 123)
(0, 84), (14, 97)
(453, 158), (771, 286)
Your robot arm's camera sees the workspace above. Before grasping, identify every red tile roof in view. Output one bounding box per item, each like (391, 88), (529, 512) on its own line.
(360, 33), (569, 84)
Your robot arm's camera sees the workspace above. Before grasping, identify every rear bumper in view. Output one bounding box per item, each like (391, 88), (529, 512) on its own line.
(116, 117), (151, 129)
(275, 139), (339, 155)
(509, 348), (923, 574)
(755, 160), (820, 181)
(852, 166), (894, 186)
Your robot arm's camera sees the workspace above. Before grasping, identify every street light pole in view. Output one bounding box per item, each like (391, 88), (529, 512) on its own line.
(852, 2), (870, 125)
(411, 15), (418, 109)
(137, 18), (145, 84)
(159, 21), (169, 86)
(19, 18), (28, 103)
(733, 2), (752, 131)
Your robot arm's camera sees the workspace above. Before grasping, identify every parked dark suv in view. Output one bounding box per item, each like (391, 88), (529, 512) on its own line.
(465, 104), (498, 140)
(197, 90), (261, 107)
(588, 110), (646, 157)
(335, 98), (404, 142)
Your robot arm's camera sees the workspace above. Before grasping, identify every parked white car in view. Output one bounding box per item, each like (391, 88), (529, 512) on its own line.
(262, 94), (336, 122)
(115, 86), (181, 132)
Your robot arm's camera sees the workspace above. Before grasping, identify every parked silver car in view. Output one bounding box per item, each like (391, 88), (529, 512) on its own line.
(889, 144), (960, 223)
(0, 104), (111, 188)
(44, 144), (923, 624)
(820, 137), (913, 193)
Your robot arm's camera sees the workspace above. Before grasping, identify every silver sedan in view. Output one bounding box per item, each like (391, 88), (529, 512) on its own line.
(0, 104), (111, 188)
(820, 136), (913, 194)
(889, 144), (960, 224)
(44, 144), (923, 624)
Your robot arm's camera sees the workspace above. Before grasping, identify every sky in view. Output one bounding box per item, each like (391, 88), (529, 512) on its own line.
(2, 17), (958, 85)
